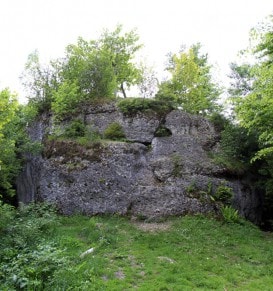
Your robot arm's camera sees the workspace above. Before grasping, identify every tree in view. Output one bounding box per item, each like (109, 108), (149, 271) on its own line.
(229, 15), (273, 225)
(99, 24), (142, 98)
(0, 89), (18, 134)
(137, 62), (158, 98)
(156, 44), (220, 115)
(235, 64), (273, 161)
(0, 89), (20, 200)
(228, 63), (253, 98)
(51, 26), (143, 120)
(60, 37), (117, 100)
(232, 16), (273, 162)
(21, 50), (58, 112)
(0, 89), (41, 202)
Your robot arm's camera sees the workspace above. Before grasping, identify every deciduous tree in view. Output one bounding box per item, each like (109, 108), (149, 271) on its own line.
(156, 44), (220, 115)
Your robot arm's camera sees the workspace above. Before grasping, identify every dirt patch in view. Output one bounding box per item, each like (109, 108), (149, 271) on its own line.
(44, 139), (104, 163)
(158, 256), (176, 264)
(133, 221), (172, 232)
(115, 269), (125, 280)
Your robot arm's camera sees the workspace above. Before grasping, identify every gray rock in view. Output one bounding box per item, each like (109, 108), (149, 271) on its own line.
(16, 104), (262, 224)
(120, 112), (160, 143)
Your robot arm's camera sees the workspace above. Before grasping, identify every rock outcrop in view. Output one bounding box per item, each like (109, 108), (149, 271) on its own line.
(17, 103), (263, 223)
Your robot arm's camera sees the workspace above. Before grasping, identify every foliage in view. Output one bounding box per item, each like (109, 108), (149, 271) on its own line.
(228, 62), (254, 99)
(230, 16), (273, 163)
(117, 97), (174, 116)
(51, 81), (82, 121)
(0, 200), (15, 233)
(51, 25), (143, 120)
(0, 90), (42, 201)
(214, 121), (259, 175)
(103, 122), (126, 140)
(208, 112), (228, 132)
(21, 50), (58, 112)
(63, 119), (86, 138)
(228, 15), (273, 225)
(76, 129), (102, 146)
(221, 206), (240, 223)
(214, 184), (234, 205)
(99, 24), (143, 98)
(0, 88), (18, 133)
(156, 43), (221, 115)
(0, 202), (65, 290)
(234, 64), (273, 162)
(60, 37), (117, 100)
(21, 26), (143, 118)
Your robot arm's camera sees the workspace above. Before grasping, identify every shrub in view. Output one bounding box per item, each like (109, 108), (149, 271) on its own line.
(77, 129), (102, 146)
(213, 122), (259, 175)
(214, 184), (234, 205)
(221, 205), (240, 223)
(0, 242), (66, 289)
(104, 122), (125, 140)
(0, 200), (15, 233)
(0, 202), (64, 290)
(117, 97), (174, 116)
(63, 119), (86, 138)
(52, 81), (82, 121)
(208, 112), (228, 132)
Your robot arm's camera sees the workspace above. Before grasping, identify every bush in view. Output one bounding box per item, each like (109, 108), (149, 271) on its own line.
(213, 122), (259, 175)
(0, 202), (65, 289)
(214, 184), (234, 205)
(208, 112), (228, 132)
(117, 97), (174, 116)
(77, 129), (102, 146)
(0, 242), (66, 289)
(221, 206), (240, 223)
(0, 200), (15, 233)
(63, 119), (86, 138)
(104, 122), (125, 140)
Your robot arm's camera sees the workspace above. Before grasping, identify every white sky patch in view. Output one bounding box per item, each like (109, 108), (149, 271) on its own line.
(0, 0), (272, 102)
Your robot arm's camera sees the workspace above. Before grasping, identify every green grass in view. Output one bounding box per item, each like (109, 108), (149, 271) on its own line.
(1, 206), (273, 290)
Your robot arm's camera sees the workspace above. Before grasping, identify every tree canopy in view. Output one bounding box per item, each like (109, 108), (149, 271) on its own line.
(0, 89), (41, 201)
(231, 17), (273, 162)
(0, 89), (21, 199)
(156, 44), (221, 115)
(22, 25), (144, 120)
(227, 15), (273, 223)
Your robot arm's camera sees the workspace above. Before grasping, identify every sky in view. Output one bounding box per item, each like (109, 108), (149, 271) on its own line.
(0, 0), (273, 103)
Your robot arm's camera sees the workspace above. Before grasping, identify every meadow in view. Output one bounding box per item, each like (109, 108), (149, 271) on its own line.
(1, 204), (273, 290)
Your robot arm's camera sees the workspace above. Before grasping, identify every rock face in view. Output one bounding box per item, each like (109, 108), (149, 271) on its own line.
(17, 104), (263, 224)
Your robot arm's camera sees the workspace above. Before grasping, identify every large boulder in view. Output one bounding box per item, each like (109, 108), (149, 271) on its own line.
(16, 104), (263, 224)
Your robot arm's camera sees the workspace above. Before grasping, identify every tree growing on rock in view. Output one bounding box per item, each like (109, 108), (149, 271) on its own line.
(99, 24), (143, 98)
(21, 25), (143, 119)
(156, 43), (221, 115)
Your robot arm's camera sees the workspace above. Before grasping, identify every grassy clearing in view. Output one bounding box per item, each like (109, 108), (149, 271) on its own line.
(1, 205), (273, 290)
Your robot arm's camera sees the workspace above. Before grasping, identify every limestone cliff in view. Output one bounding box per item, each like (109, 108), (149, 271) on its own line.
(16, 103), (262, 223)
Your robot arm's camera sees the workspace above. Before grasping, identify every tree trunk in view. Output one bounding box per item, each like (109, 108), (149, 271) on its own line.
(120, 83), (127, 98)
